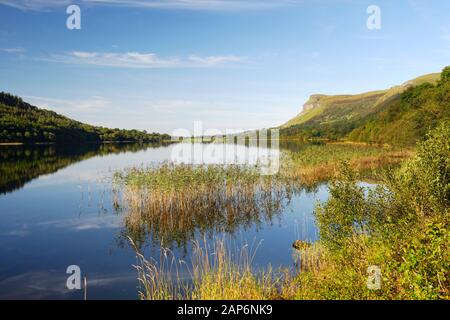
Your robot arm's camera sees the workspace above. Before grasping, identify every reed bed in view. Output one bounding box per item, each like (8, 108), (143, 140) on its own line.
(114, 163), (292, 247)
(130, 236), (306, 300)
(113, 146), (412, 246)
(130, 235), (330, 300)
(292, 243), (326, 273)
(113, 143), (416, 300)
(280, 145), (412, 187)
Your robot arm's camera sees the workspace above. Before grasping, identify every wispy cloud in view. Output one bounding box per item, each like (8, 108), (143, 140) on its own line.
(187, 55), (245, 66)
(38, 216), (121, 231)
(25, 95), (111, 112)
(0, 0), (296, 11)
(1, 47), (25, 54)
(44, 51), (246, 68)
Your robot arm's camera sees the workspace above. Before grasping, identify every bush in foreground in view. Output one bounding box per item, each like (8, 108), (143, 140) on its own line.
(299, 121), (449, 299)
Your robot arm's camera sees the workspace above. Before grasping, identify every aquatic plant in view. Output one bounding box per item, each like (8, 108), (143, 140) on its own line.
(114, 163), (292, 247)
(131, 236), (287, 300)
(280, 144), (411, 187)
(128, 122), (448, 300)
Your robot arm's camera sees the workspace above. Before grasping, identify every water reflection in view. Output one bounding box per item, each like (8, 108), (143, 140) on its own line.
(0, 141), (323, 299)
(116, 175), (293, 249)
(0, 140), (305, 195)
(0, 143), (168, 195)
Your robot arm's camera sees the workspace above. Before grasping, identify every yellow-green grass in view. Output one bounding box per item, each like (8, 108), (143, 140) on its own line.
(280, 144), (412, 187)
(131, 237), (281, 300)
(114, 164), (291, 247)
(114, 144), (412, 247)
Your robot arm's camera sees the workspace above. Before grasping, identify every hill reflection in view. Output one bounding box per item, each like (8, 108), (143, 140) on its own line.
(0, 143), (168, 195)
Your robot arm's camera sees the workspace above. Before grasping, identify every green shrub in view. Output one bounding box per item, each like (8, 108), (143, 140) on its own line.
(309, 122), (450, 299)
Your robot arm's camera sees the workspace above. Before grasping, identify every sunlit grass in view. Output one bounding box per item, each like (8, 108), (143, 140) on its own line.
(112, 142), (427, 300)
(130, 234), (335, 300)
(280, 144), (412, 186)
(114, 163), (291, 247)
(130, 236), (309, 300)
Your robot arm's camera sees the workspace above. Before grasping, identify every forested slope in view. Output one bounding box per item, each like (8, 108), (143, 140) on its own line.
(280, 68), (449, 146)
(0, 92), (170, 144)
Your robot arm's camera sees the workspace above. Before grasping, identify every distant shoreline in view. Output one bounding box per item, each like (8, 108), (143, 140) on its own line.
(0, 140), (177, 147)
(0, 142), (24, 146)
(0, 139), (390, 147)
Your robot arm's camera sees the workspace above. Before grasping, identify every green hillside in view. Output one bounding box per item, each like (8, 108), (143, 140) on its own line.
(0, 92), (171, 144)
(349, 68), (450, 146)
(281, 70), (446, 145)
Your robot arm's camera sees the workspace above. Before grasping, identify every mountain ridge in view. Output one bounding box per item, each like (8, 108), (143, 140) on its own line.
(282, 72), (441, 129)
(280, 69), (448, 146)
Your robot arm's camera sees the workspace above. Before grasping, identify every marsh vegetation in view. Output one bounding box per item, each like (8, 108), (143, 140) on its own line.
(113, 141), (410, 248)
(114, 164), (292, 247)
(279, 143), (411, 187)
(115, 122), (448, 300)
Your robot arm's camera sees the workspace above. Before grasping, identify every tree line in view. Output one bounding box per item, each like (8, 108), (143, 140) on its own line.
(0, 92), (171, 144)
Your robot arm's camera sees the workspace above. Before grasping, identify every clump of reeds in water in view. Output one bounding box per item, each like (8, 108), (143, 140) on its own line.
(114, 163), (292, 247)
(130, 234), (329, 300)
(130, 236), (283, 300)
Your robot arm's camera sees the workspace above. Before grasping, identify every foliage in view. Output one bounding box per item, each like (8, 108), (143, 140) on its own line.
(348, 67), (450, 146)
(0, 92), (171, 144)
(301, 122), (450, 299)
(129, 124), (448, 300)
(315, 163), (368, 250)
(392, 121), (450, 215)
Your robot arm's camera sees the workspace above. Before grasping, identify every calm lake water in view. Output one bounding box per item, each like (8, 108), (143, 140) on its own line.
(0, 142), (328, 299)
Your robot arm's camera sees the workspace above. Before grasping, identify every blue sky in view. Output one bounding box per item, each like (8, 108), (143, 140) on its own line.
(0, 0), (449, 134)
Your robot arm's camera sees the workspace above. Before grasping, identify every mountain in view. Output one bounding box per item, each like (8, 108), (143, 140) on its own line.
(280, 69), (449, 146)
(0, 93), (171, 144)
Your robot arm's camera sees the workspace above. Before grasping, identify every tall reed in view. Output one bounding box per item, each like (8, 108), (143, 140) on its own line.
(130, 236), (295, 300)
(129, 234), (329, 300)
(114, 163), (292, 247)
(280, 145), (412, 187)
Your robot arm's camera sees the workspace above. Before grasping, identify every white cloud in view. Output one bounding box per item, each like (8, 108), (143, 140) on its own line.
(188, 55), (246, 66)
(55, 51), (180, 68)
(38, 215), (121, 231)
(24, 95), (110, 112)
(44, 51), (246, 68)
(2, 47), (25, 54)
(0, 0), (296, 11)
(72, 51), (97, 59)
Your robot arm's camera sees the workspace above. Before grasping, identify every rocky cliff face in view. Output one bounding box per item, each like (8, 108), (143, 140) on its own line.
(281, 72), (441, 131)
(302, 94), (326, 113)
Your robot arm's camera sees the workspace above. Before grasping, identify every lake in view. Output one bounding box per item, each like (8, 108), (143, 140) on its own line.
(0, 142), (328, 299)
